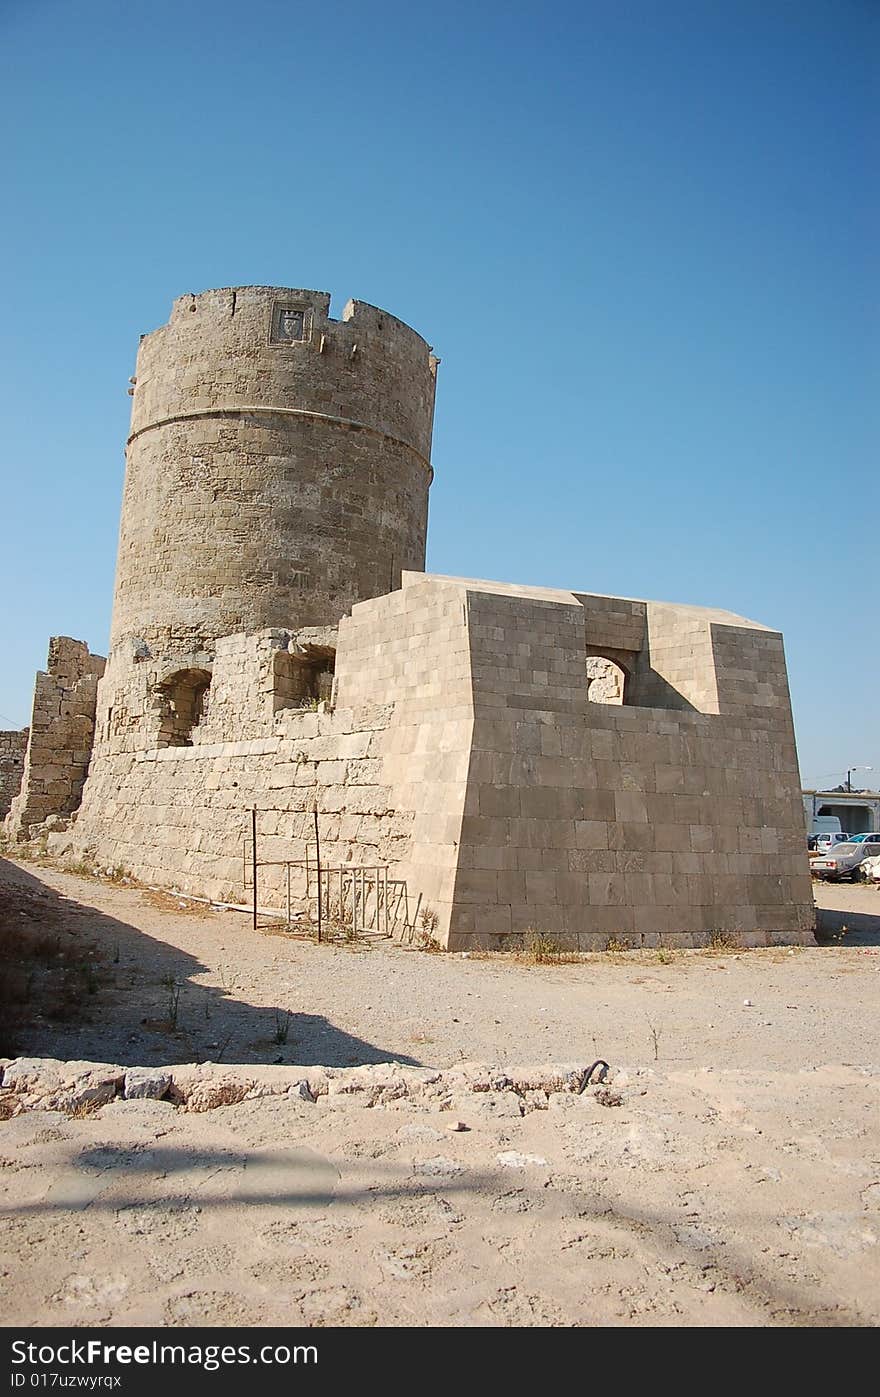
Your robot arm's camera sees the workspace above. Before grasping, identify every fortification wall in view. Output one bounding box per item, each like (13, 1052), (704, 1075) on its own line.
(62, 575), (813, 950)
(0, 729), (27, 817)
(347, 576), (813, 948)
(66, 702), (409, 907)
(63, 580), (475, 918)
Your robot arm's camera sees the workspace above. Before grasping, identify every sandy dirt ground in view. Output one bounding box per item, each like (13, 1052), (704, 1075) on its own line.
(1, 856), (879, 1327)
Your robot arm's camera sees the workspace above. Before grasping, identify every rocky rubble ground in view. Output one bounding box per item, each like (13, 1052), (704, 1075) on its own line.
(1, 1057), (877, 1328)
(0, 1055), (617, 1115)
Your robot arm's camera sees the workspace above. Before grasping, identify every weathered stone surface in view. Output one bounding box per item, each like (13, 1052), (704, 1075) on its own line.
(1, 1057), (625, 1116)
(185, 1077), (254, 1113)
(113, 287), (436, 663)
(123, 1068), (171, 1100)
(288, 1080), (316, 1102)
(2, 1058), (123, 1112)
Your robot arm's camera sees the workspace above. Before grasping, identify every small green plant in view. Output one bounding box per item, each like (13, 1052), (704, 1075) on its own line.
(272, 1009), (291, 1045)
(655, 948), (675, 965)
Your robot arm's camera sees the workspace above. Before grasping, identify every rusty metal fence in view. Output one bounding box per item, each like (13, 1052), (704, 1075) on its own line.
(242, 811), (420, 940)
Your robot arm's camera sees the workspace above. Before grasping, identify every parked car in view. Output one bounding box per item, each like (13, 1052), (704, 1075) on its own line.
(861, 855), (880, 883)
(847, 832), (880, 843)
(813, 832), (853, 854)
(811, 835), (880, 881)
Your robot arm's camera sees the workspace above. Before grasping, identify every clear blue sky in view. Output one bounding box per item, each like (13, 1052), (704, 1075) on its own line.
(0, 0), (876, 791)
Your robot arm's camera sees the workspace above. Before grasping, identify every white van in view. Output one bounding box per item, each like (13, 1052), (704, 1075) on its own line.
(808, 815), (844, 852)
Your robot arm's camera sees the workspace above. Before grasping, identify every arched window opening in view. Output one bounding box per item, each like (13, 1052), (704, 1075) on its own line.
(586, 656), (627, 705)
(155, 668), (212, 747)
(273, 645), (335, 712)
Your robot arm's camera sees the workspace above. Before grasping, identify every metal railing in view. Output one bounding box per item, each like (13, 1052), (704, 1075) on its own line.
(241, 832), (418, 939)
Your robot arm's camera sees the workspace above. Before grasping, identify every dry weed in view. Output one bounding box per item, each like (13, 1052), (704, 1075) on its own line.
(605, 935), (631, 953)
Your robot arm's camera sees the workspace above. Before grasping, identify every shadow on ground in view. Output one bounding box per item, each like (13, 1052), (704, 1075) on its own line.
(1, 1136), (867, 1327)
(815, 898), (880, 947)
(0, 858), (420, 1068)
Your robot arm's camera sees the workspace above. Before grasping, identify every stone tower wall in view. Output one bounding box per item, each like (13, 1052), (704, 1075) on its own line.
(110, 286), (437, 663)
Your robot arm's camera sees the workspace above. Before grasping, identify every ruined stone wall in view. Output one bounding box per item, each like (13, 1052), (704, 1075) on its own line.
(0, 730), (27, 817)
(65, 583), (474, 916)
(6, 639), (105, 839)
(65, 626), (411, 905)
(91, 627), (337, 758)
(67, 701), (407, 906)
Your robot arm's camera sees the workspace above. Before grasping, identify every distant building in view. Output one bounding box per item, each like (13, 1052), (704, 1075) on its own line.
(803, 789), (880, 836)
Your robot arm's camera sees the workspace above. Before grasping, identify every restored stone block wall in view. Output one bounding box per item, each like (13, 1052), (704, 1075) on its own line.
(336, 578), (476, 925)
(0, 729), (27, 817)
(454, 701), (811, 947)
(6, 639), (105, 839)
(444, 579), (813, 948)
(339, 575), (812, 947)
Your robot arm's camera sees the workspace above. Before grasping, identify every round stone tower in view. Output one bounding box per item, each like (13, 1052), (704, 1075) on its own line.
(109, 286), (438, 662)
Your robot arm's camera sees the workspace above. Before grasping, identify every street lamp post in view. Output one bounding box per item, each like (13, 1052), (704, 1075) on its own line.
(846, 765), (874, 792)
